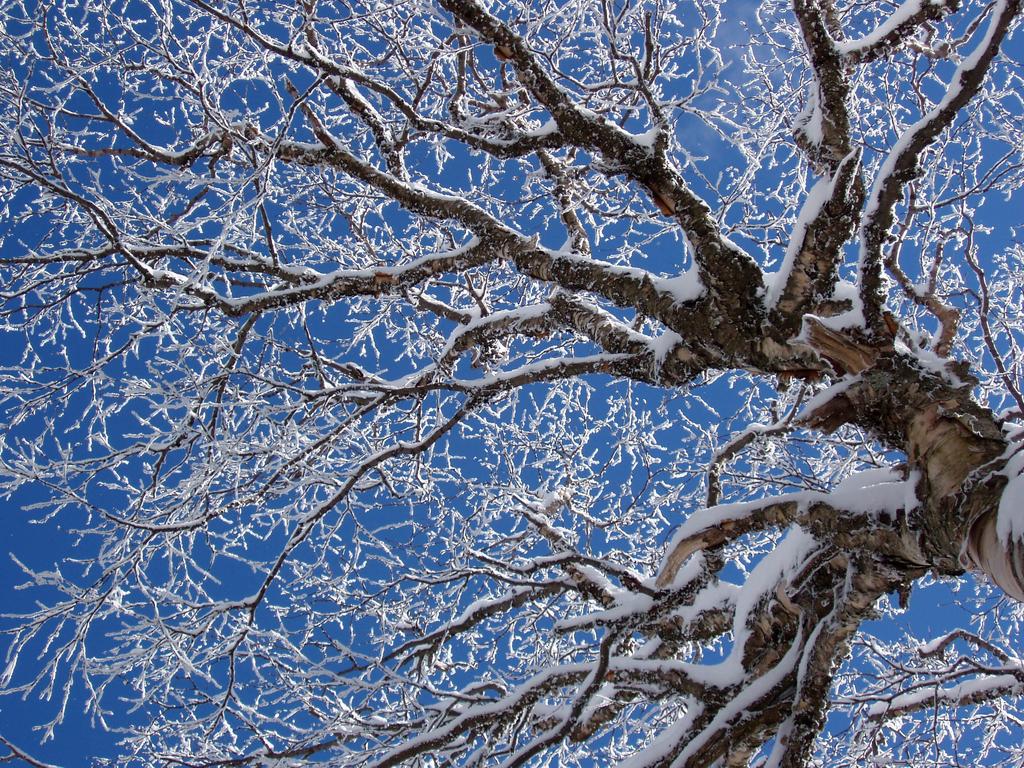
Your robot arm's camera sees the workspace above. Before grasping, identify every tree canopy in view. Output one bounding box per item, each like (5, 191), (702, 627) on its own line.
(2, 0), (1024, 765)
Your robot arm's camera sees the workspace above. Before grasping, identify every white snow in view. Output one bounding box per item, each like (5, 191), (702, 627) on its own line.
(794, 80), (824, 146)
(452, 353), (631, 389)
(764, 174), (834, 309)
(525, 118), (559, 137)
(833, 467), (914, 520)
(828, 466), (918, 517)
(660, 500), (781, 570)
(629, 125), (662, 150)
(861, 0), (1011, 289)
(763, 717), (795, 768)
(866, 673), (1022, 718)
(835, 0), (927, 56)
(916, 631), (956, 657)
(614, 701), (704, 768)
(675, 624), (807, 765)
(996, 444), (1024, 544)
(555, 594), (653, 632)
(544, 244), (706, 306)
(659, 549), (711, 592)
(673, 580), (739, 628)
(660, 464), (915, 590)
(651, 266), (705, 305)
(650, 329), (684, 369)
(440, 302), (551, 358)
(720, 526), (817, 676)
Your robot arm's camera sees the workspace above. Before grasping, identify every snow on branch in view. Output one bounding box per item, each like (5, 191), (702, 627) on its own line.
(2, 0), (1024, 765)
(859, 0), (1022, 331)
(837, 0), (962, 64)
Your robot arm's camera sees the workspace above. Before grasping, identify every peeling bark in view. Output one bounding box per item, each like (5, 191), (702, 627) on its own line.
(3, 0), (1024, 765)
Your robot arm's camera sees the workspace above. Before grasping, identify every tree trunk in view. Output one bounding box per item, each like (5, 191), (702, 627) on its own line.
(802, 320), (1017, 596)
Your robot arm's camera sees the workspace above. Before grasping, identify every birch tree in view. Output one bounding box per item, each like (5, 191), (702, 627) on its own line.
(2, 0), (1024, 765)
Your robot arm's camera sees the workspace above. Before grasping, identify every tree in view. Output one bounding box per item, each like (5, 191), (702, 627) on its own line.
(1, 0), (1024, 764)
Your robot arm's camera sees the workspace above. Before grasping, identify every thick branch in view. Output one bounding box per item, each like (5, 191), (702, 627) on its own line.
(437, 0), (766, 310)
(792, 0), (853, 169)
(771, 150), (863, 332)
(838, 0), (962, 64)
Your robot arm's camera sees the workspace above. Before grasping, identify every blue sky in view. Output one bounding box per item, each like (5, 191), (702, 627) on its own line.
(2, 0), (1024, 766)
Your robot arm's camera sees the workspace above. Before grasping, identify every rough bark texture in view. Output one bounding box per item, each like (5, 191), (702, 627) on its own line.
(2, 0), (1023, 766)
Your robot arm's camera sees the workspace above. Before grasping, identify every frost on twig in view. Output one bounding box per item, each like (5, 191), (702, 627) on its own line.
(1, 0), (1024, 765)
